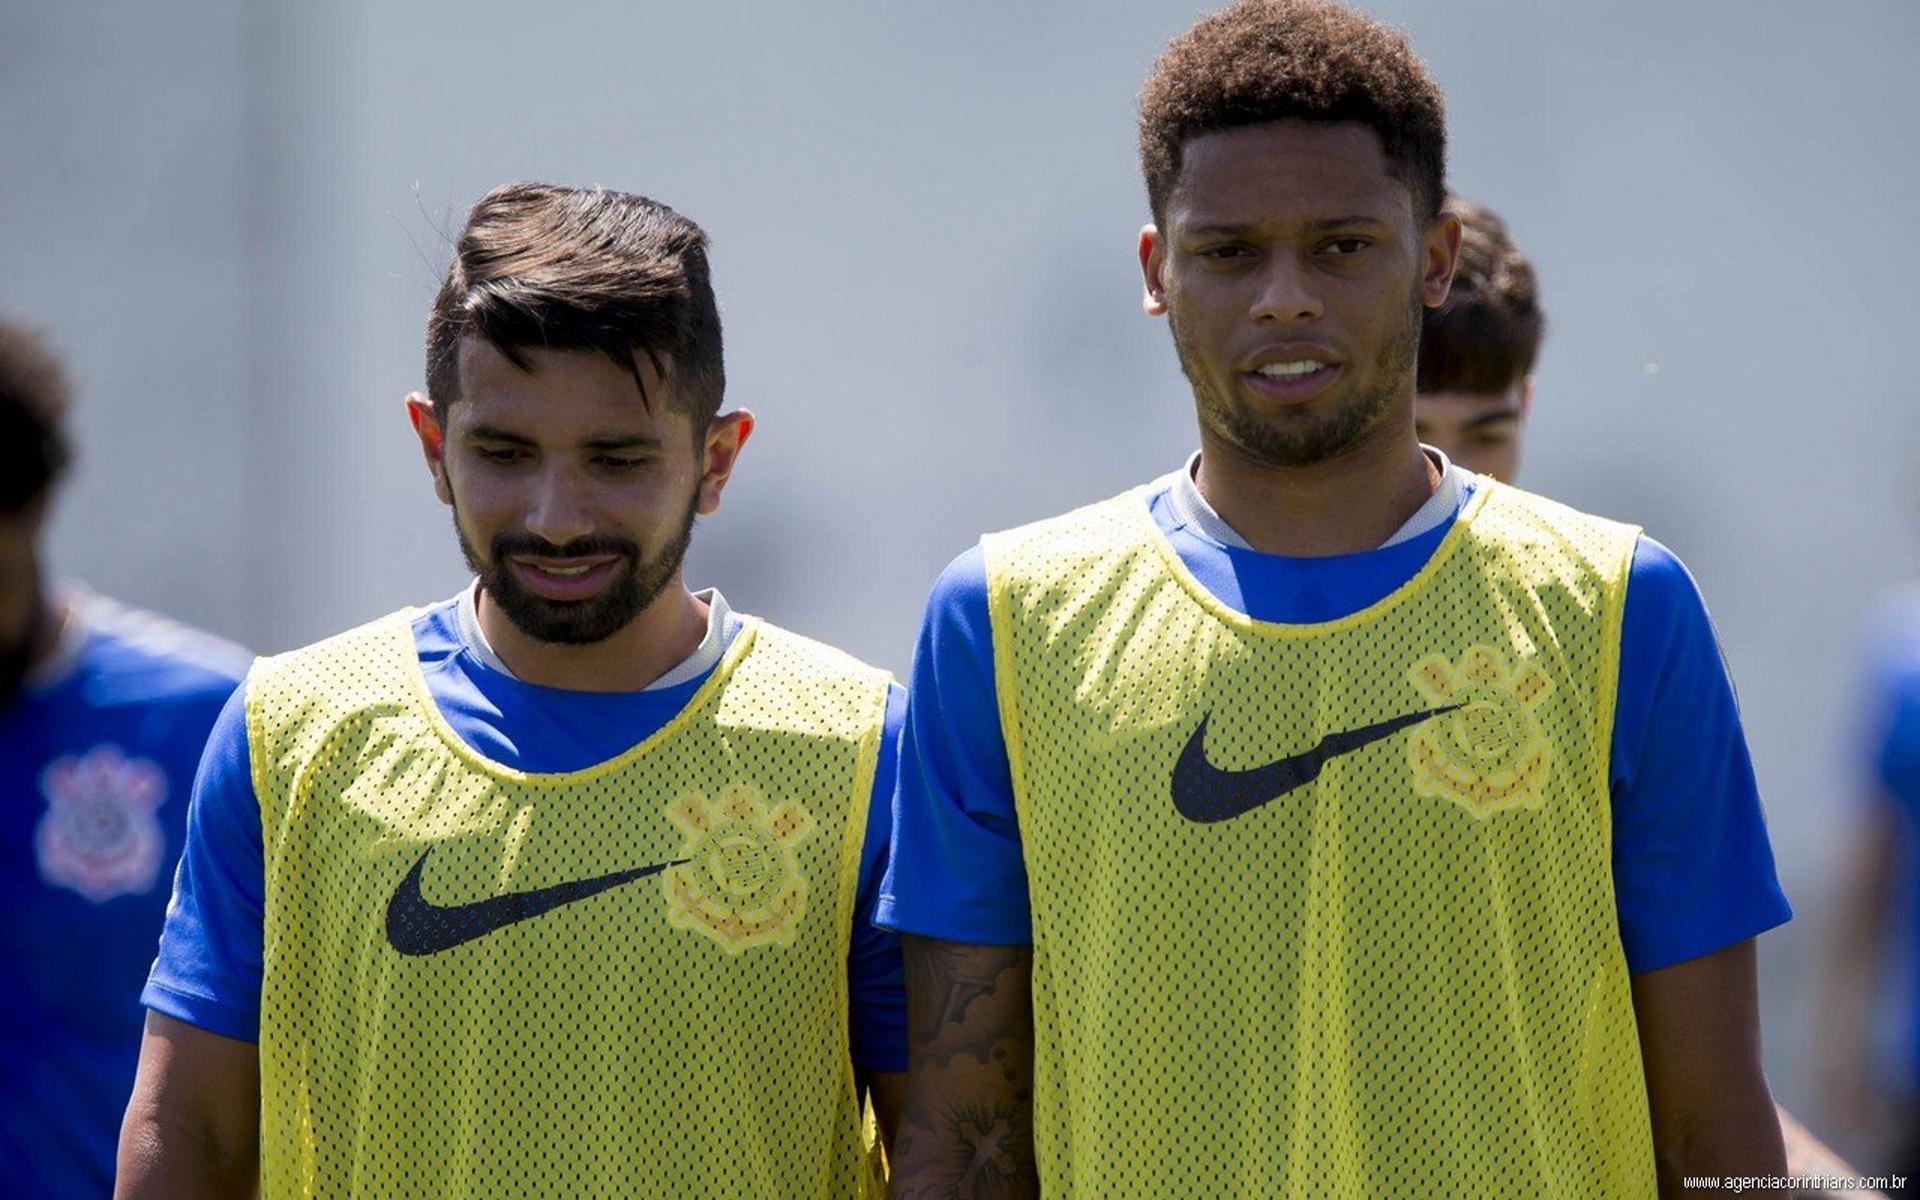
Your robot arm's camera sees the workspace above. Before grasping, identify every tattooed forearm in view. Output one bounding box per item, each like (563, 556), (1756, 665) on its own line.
(892, 1097), (1032, 1200)
(890, 937), (1038, 1200)
(906, 938), (1012, 1034)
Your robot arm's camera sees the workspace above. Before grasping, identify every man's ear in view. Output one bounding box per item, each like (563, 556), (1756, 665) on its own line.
(405, 392), (453, 506)
(1139, 224), (1170, 317)
(1420, 209), (1463, 309)
(696, 409), (755, 516)
(1517, 376), (1535, 418)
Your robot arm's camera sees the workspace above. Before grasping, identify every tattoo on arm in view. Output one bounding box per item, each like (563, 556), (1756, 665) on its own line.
(889, 936), (1038, 1200)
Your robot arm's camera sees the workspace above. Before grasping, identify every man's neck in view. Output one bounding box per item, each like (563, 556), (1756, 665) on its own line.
(476, 578), (709, 693)
(24, 589), (70, 678)
(1194, 421), (1438, 557)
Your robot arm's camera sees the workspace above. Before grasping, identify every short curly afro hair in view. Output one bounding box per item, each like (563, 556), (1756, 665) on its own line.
(1139, 0), (1447, 226)
(1419, 195), (1544, 394)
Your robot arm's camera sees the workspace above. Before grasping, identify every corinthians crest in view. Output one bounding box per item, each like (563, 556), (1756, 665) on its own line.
(664, 782), (816, 952)
(1407, 645), (1555, 819)
(36, 744), (169, 902)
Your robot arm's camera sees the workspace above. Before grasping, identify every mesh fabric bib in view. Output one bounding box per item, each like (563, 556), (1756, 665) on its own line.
(247, 613), (890, 1199)
(984, 481), (1654, 1199)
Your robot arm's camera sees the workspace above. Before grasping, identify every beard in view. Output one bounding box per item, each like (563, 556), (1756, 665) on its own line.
(453, 490), (698, 646)
(1173, 291), (1423, 469)
(0, 588), (50, 709)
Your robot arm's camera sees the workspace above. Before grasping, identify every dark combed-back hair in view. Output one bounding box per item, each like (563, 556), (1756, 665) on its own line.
(1139, 0), (1447, 225)
(0, 319), (74, 512)
(425, 183), (725, 426)
(1418, 196), (1544, 394)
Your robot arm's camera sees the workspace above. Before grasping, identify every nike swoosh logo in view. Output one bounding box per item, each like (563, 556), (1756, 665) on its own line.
(385, 849), (686, 956)
(1171, 704), (1463, 824)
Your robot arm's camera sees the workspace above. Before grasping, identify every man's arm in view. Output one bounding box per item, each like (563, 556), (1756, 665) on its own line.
(853, 684), (912, 1152)
(888, 936), (1037, 1200)
(1818, 801), (1900, 1138)
(1631, 938), (1786, 1196)
(116, 1011), (260, 1199)
(866, 1070), (908, 1149)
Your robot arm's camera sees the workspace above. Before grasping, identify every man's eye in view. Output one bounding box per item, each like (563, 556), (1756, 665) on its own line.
(1322, 237), (1371, 256)
(476, 447), (527, 463)
(596, 456), (647, 471)
(1198, 245), (1253, 261)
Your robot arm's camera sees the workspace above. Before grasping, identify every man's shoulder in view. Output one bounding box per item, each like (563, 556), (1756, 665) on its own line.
(76, 592), (251, 707)
(254, 608), (418, 671)
(1858, 583), (1920, 671)
(973, 488), (1168, 607)
(244, 608), (421, 732)
(733, 615), (892, 687)
(1474, 479), (1643, 541)
(1467, 481), (1645, 583)
(980, 488), (1149, 554)
(713, 616), (895, 739)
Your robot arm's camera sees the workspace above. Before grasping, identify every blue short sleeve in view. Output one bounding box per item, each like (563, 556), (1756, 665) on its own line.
(876, 546), (1033, 945)
(141, 680), (264, 1041)
(1609, 536), (1792, 973)
(847, 683), (908, 1073)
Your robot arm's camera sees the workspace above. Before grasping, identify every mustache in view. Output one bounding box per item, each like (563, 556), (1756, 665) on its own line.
(489, 533), (640, 561)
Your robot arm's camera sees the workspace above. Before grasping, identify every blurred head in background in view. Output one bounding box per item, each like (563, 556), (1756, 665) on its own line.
(1134, 0), (1457, 472)
(1414, 195), (1542, 481)
(0, 319), (74, 702)
(407, 182), (747, 650)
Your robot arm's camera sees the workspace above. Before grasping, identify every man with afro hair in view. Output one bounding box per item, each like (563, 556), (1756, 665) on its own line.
(881, 2), (1790, 1196)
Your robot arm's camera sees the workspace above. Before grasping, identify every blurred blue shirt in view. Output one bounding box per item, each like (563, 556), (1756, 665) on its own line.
(1855, 586), (1920, 1089)
(0, 590), (248, 1197)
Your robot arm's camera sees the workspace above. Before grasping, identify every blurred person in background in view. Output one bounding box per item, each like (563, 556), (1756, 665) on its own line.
(1822, 588), (1920, 1194)
(1417, 194), (1885, 1196)
(1413, 194), (1538, 482)
(881, 3), (1790, 1195)
(115, 183), (907, 1199)
(0, 318), (249, 1195)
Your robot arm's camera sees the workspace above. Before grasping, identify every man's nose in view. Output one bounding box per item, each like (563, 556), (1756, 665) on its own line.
(523, 469), (595, 549)
(1249, 256), (1325, 324)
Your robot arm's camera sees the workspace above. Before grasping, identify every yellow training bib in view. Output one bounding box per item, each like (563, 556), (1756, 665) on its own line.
(984, 480), (1654, 1199)
(247, 614), (890, 1199)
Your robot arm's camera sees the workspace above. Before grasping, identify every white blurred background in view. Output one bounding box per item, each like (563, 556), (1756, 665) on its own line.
(6, 0), (1918, 1157)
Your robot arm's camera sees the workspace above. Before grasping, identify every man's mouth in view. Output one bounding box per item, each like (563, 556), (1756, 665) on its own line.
(508, 556), (622, 601)
(1256, 359), (1326, 379)
(1243, 359), (1341, 402)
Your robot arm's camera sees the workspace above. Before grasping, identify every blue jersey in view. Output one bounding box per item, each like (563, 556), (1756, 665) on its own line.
(879, 469), (1792, 975)
(1, 591), (248, 1197)
(145, 593), (910, 1075)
